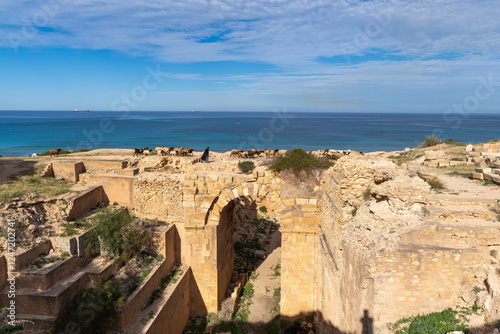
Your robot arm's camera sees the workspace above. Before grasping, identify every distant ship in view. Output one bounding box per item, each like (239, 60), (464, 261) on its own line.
(74, 109), (89, 112)
(192, 110), (200, 113)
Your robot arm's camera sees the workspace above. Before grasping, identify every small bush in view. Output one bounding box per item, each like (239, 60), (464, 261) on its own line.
(259, 206), (268, 214)
(269, 148), (332, 175)
(422, 135), (443, 148)
(238, 161), (256, 173)
(351, 206), (358, 216)
(86, 210), (149, 260)
(389, 307), (477, 334)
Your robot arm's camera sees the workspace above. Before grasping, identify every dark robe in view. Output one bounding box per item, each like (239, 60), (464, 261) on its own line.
(201, 147), (210, 162)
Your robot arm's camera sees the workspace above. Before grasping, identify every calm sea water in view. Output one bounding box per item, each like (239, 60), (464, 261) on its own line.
(1, 110), (499, 157)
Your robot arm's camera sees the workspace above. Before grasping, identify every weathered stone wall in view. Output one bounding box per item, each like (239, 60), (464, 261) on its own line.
(65, 185), (103, 221)
(315, 156), (429, 333)
(52, 161), (84, 182)
(372, 247), (489, 328)
(217, 203), (235, 308)
(280, 196), (320, 318)
(133, 175), (183, 223)
(314, 155), (500, 333)
(80, 174), (135, 207)
(144, 267), (191, 334)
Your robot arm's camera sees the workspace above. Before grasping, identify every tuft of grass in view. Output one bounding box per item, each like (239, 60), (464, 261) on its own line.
(417, 172), (445, 190)
(351, 206), (358, 216)
(483, 180), (496, 186)
(389, 151), (424, 166)
(238, 161), (256, 173)
(268, 148), (332, 175)
(422, 135), (443, 148)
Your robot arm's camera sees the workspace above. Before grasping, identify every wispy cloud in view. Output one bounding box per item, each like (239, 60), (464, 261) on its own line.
(2, 0), (499, 64)
(1, 0), (499, 111)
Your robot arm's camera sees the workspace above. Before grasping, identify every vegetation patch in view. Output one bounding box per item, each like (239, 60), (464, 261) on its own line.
(238, 161), (256, 173)
(417, 172), (445, 190)
(422, 135), (443, 148)
(389, 306), (479, 334)
(268, 148), (332, 175)
(55, 279), (128, 334)
(0, 164), (73, 203)
(388, 150), (424, 166)
(85, 209), (150, 260)
(39, 148), (90, 156)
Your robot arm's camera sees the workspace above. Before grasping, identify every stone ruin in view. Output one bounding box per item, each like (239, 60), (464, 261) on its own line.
(0, 154), (499, 333)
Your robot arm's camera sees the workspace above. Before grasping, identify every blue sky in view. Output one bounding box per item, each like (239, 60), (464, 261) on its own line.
(0, 0), (499, 112)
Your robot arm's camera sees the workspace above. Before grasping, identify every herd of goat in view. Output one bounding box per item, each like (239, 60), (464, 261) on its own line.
(132, 147), (362, 160)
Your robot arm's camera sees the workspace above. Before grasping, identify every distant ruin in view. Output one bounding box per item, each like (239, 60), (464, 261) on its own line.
(1, 152), (499, 333)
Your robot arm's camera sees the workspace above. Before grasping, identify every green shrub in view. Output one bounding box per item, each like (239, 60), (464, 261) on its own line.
(55, 280), (127, 333)
(238, 161), (256, 173)
(422, 135), (443, 148)
(389, 307), (476, 334)
(268, 148), (332, 175)
(86, 210), (149, 260)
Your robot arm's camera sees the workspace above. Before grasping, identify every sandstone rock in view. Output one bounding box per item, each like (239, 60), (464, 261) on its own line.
(425, 150), (445, 160)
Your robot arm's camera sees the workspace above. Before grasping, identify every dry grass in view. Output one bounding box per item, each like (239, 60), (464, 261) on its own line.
(0, 163), (74, 204)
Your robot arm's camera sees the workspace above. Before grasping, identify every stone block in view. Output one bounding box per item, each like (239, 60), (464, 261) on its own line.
(296, 198), (308, 205)
(476, 168), (491, 173)
(471, 173), (484, 180)
(465, 144), (474, 152)
(301, 204), (319, 212)
(484, 173), (495, 181)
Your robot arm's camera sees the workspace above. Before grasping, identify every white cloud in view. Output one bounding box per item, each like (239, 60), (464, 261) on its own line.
(1, 0), (499, 65)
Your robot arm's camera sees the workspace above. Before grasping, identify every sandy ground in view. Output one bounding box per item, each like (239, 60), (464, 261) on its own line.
(247, 228), (282, 333)
(423, 166), (500, 200)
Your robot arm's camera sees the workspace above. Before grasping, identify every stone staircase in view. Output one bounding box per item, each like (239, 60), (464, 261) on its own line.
(0, 244), (117, 332)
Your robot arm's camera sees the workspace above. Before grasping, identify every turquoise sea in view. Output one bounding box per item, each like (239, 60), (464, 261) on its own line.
(0, 110), (499, 157)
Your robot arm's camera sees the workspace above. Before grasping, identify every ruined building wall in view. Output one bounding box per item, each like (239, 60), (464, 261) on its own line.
(315, 156), (500, 333)
(133, 175), (184, 224)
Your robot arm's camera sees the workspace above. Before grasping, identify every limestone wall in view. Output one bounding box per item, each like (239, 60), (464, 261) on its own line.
(80, 174), (135, 207)
(52, 161), (84, 182)
(315, 156), (426, 333)
(373, 246), (489, 327)
(133, 176), (183, 223)
(313, 155), (500, 333)
(217, 204), (235, 308)
(280, 196), (320, 318)
(144, 267), (191, 334)
(65, 185), (103, 221)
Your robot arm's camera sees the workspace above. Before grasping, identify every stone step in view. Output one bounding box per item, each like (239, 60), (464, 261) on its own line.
(424, 206), (497, 220)
(16, 255), (86, 290)
(428, 198), (499, 207)
(0, 256), (116, 317)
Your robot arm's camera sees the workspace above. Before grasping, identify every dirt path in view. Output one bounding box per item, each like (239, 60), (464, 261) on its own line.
(422, 167), (500, 200)
(247, 229), (282, 333)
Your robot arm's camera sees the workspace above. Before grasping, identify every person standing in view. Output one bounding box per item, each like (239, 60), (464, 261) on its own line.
(200, 147), (210, 163)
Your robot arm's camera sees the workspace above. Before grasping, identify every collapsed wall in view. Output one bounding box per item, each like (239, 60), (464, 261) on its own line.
(315, 156), (500, 333)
